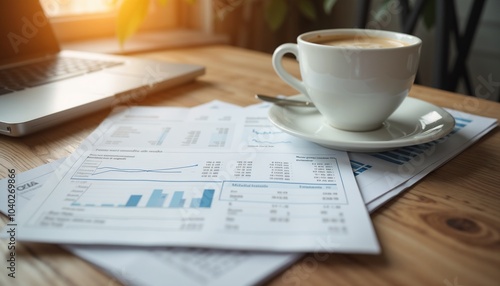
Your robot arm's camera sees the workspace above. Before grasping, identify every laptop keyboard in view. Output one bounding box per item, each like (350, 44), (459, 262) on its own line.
(0, 57), (123, 95)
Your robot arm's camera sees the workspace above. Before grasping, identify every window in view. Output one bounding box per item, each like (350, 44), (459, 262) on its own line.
(40, 0), (186, 43)
(41, 0), (115, 17)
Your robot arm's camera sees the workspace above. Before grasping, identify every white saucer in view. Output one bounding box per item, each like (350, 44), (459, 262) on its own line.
(268, 95), (456, 152)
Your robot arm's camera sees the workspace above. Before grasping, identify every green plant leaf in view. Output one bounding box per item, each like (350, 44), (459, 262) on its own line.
(265, 0), (287, 31)
(116, 0), (150, 46)
(323, 0), (337, 15)
(298, 0), (316, 21)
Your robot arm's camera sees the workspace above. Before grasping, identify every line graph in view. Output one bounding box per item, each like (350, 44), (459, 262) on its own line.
(251, 139), (292, 144)
(92, 164), (198, 176)
(252, 129), (283, 135)
(249, 128), (293, 145)
(71, 153), (202, 182)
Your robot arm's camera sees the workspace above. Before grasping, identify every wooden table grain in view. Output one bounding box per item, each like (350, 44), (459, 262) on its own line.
(1, 45), (499, 286)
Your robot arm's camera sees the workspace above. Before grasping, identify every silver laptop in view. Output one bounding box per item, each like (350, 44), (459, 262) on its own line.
(0, 0), (205, 137)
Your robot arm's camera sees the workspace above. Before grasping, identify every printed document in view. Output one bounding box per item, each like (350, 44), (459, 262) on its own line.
(1, 102), (496, 286)
(12, 101), (379, 253)
(350, 109), (497, 211)
(1, 157), (301, 286)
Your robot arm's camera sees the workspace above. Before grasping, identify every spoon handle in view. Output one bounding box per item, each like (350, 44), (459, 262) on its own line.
(255, 94), (315, 107)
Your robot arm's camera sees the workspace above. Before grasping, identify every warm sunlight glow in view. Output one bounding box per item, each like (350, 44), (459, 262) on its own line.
(40, 0), (116, 17)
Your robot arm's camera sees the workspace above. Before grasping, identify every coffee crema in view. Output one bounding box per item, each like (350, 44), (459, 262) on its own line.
(308, 35), (410, 49)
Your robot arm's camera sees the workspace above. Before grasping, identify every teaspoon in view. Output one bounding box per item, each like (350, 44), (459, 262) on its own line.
(255, 94), (315, 107)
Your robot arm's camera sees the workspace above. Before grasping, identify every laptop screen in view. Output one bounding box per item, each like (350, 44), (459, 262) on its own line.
(0, 0), (60, 65)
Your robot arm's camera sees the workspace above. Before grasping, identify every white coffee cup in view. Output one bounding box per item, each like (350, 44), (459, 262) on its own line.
(272, 29), (422, 131)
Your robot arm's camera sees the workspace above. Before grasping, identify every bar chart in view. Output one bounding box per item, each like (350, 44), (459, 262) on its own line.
(71, 188), (215, 209)
(350, 160), (372, 176)
(371, 116), (470, 165)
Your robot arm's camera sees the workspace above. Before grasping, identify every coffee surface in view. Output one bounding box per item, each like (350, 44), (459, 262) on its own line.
(309, 35), (409, 48)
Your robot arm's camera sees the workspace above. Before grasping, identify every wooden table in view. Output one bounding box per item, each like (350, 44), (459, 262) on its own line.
(1, 45), (499, 286)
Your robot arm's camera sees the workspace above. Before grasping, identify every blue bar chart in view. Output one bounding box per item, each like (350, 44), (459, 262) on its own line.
(169, 191), (185, 208)
(350, 160), (372, 176)
(370, 116), (471, 165)
(126, 195), (142, 207)
(146, 189), (167, 207)
(72, 188), (215, 209)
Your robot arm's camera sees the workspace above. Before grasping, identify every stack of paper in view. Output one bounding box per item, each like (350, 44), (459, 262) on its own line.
(1, 100), (496, 286)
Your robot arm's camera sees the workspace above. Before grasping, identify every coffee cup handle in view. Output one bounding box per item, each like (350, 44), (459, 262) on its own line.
(272, 43), (309, 98)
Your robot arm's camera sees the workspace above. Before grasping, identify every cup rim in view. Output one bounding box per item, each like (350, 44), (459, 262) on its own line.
(298, 28), (422, 50)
